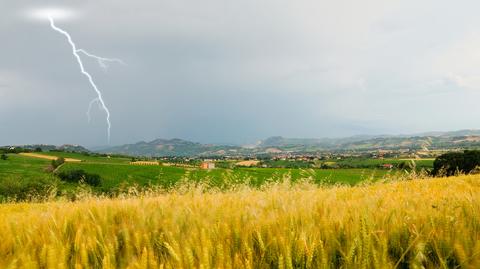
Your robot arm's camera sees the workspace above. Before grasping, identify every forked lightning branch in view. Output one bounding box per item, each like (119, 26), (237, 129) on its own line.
(46, 14), (124, 143)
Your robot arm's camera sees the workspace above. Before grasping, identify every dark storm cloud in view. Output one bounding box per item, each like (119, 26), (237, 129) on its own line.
(2, 0), (480, 147)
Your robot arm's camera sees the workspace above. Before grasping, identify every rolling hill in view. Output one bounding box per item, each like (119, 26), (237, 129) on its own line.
(98, 138), (243, 157)
(98, 129), (480, 157)
(1, 144), (90, 153)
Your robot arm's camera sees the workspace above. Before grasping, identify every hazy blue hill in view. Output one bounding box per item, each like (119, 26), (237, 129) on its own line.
(411, 129), (480, 137)
(57, 144), (91, 152)
(99, 138), (242, 157)
(96, 130), (480, 157)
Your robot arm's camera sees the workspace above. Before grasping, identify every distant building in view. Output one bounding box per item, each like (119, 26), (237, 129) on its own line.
(200, 161), (215, 169)
(382, 164), (394, 169)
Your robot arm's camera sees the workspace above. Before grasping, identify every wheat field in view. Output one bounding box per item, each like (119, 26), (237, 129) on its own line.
(1, 176), (479, 268)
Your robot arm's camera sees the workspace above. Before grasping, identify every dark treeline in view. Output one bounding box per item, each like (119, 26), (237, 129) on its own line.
(432, 150), (480, 176)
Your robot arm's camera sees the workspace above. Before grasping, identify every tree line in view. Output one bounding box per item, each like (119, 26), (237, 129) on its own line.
(432, 150), (480, 176)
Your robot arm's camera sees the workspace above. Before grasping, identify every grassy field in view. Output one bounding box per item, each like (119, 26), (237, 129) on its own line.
(58, 162), (391, 190)
(37, 151), (131, 164)
(0, 154), (51, 178)
(322, 158), (434, 169)
(0, 176), (479, 268)
(0, 153), (393, 198)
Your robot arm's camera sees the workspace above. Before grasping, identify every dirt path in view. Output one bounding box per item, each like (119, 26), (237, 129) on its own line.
(398, 158), (435, 161)
(130, 161), (160, 166)
(19, 153), (82, 162)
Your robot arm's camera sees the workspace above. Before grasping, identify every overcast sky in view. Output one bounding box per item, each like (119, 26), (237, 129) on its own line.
(2, 0), (480, 147)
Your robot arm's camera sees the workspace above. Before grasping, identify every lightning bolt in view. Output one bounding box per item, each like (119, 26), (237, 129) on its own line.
(77, 49), (126, 69)
(77, 50), (125, 124)
(47, 15), (123, 143)
(86, 97), (100, 123)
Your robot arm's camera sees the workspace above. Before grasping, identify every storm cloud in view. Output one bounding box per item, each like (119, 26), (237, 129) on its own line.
(2, 0), (480, 147)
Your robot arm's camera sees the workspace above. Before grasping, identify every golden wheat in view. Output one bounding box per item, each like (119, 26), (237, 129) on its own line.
(1, 175), (480, 268)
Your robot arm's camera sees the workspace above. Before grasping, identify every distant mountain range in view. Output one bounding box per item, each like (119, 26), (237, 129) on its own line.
(5, 130), (480, 157)
(97, 129), (480, 157)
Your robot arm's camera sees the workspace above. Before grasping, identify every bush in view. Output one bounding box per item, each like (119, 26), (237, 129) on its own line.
(398, 160), (416, 171)
(0, 154), (7, 160)
(0, 176), (58, 202)
(57, 170), (102, 187)
(432, 150), (480, 176)
(51, 157), (65, 169)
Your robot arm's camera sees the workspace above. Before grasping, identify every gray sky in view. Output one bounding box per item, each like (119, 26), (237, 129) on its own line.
(2, 0), (480, 147)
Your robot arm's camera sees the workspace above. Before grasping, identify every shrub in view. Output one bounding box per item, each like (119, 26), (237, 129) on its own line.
(432, 150), (480, 176)
(398, 160), (416, 171)
(0, 176), (58, 202)
(0, 154), (7, 160)
(51, 157), (65, 169)
(57, 169), (102, 187)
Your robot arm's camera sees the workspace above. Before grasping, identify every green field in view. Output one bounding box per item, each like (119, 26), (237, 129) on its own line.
(249, 157), (434, 170)
(0, 154), (51, 178)
(327, 157), (434, 169)
(0, 152), (410, 200)
(58, 162), (391, 190)
(0, 154), (59, 200)
(38, 151), (131, 164)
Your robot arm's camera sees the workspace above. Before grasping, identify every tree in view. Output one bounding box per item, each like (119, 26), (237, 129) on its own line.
(56, 169), (102, 186)
(432, 150), (480, 176)
(462, 150), (480, 172)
